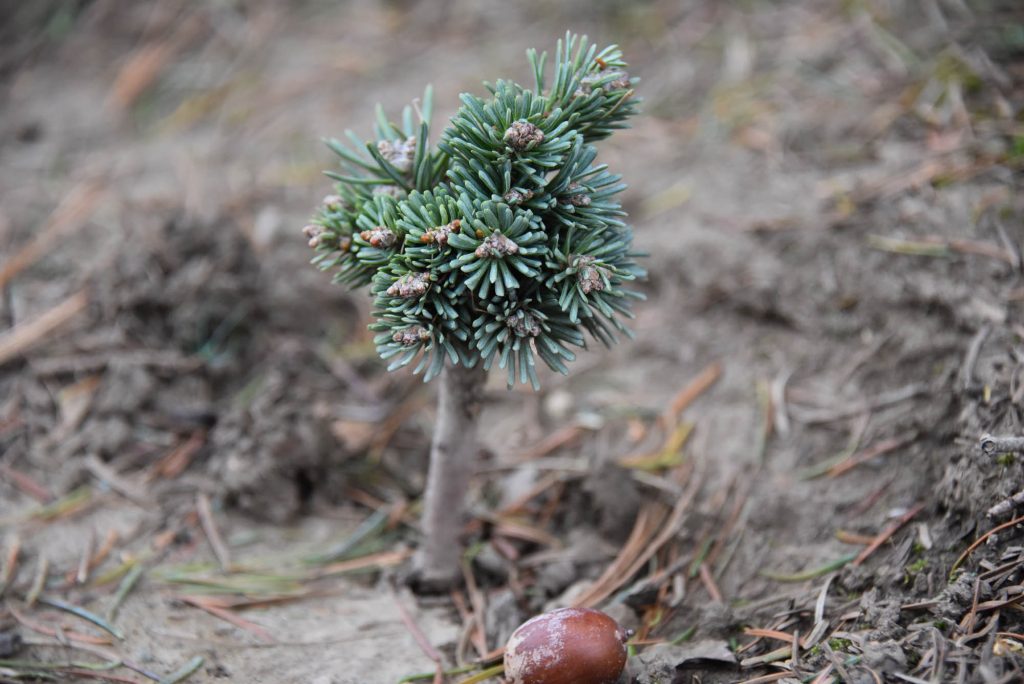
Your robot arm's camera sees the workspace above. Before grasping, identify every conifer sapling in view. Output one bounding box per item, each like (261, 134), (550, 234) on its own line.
(303, 33), (642, 588)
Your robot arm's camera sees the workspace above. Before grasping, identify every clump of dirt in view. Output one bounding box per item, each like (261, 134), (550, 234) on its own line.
(209, 345), (338, 522)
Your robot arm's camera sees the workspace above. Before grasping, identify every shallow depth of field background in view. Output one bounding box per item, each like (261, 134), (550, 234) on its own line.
(1, 1), (1024, 683)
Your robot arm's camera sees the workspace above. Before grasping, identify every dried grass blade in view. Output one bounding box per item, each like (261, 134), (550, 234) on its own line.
(391, 587), (442, 672)
(8, 605), (113, 646)
(0, 535), (21, 597)
(177, 595), (274, 643)
(0, 464), (53, 503)
(0, 181), (105, 289)
(455, 664), (505, 684)
(853, 502), (925, 566)
(107, 564), (144, 622)
(157, 655), (203, 684)
(196, 493), (230, 571)
(38, 596), (124, 640)
(761, 554), (858, 582)
(663, 361), (722, 427)
(0, 290), (90, 367)
(951, 513), (1024, 576)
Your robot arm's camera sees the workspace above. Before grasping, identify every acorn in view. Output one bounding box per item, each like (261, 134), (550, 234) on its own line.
(504, 607), (629, 684)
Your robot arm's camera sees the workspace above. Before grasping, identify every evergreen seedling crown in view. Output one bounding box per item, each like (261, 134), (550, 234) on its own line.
(303, 32), (642, 587)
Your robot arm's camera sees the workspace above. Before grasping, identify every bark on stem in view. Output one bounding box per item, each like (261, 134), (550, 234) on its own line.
(413, 363), (487, 589)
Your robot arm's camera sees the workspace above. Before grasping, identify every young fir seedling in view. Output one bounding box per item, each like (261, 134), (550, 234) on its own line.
(303, 33), (642, 588)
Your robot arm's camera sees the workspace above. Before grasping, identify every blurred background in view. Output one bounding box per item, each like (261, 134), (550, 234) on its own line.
(2, 1), (1024, 682)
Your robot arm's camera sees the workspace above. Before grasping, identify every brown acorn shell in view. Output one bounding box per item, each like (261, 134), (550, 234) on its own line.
(504, 607), (627, 684)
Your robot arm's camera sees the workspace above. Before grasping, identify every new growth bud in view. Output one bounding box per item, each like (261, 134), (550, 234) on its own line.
(575, 256), (609, 294)
(386, 272), (431, 298)
(392, 325), (432, 346)
(503, 121), (544, 151)
(360, 226), (397, 248)
(377, 136), (417, 173)
(562, 182), (591, 207)
(474, 231), (519, 259)
(421, 219), (460, 246)
(507, 309), (541, 337)
(303, 224), (324, 248)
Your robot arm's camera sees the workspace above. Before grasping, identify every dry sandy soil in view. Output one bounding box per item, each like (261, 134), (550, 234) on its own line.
(1, 1), (1024, 682)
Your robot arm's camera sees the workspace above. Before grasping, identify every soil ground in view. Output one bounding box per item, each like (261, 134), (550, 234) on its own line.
(1, 1), (1024, 683)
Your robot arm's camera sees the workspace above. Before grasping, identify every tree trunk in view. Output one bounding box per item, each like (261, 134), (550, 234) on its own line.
(413, 363), (487, 590)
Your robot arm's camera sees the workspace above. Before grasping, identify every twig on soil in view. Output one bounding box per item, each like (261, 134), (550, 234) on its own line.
(821, 641), (853, 682)
(961, 324), (992, 391)
(75, 530), (96, 585)
(737, 672), (795, 684)
(0, 182), (105, 290)
(26, 554), (48, 607)
(0, 535), (21, 598)
(574, 463), (703, 608)
(148, 432), (206, 481)
(867, 235), (1018, 265)
(309, 549), (410, 579)
(739, 645), (792, 667)
(8, 605), (112, 646)
(987, 489), (1024, 519)
(770, 369), (792, 436)
(460, 559), (489, 658)
(809, 664), (835, 684)
(827, 433), (917, 478)
(698, 563), (722, 602)
(994, 214), (1022, 272)
(30, 349), (201, 376)
(661, 361), (722, 428)
(87, 530), (120, 581)
(177, 595), (274, 643)
(515, 423), (587, 462)
(853, 502), (925, 566)
(789, 383), (928, 425)
(107, 14), (206, 111)
(845, 477), (896, 519)
(800, 413), (870, 480)
(196, 493), (231, 571)
(83, 455), (150, 508)
(390, 586), (443, 684)
(20, 636), (162, 681)
(951, 514), (1024, 576)
(0, 290), (90, 367)
(980, 434), (1024, 456)
(0, 464), (53, 503)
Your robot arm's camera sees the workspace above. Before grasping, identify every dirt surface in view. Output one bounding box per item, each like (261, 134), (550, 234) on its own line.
(2, 1), (1024, 682)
